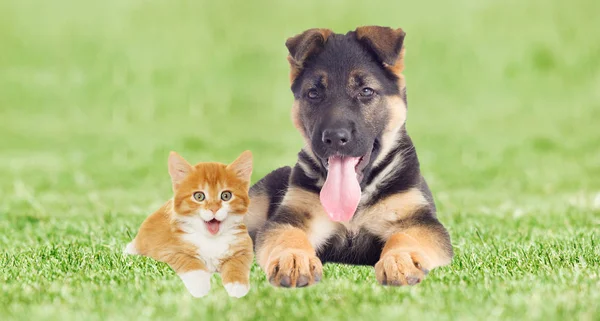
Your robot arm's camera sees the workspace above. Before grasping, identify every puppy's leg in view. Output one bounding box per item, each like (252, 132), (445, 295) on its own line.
(163, 252), (212, 297)
(375, 220), (452, 286)
(257, 225), (323, 288)
(360, 188), (452, 286)
(255, 187), (336, 288)
(246, 166), (291, 241)
(220, 238), (253, 298)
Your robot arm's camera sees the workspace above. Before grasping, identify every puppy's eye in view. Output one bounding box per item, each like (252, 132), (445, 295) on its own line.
(307, 89), (320, 99)
(220, 191), (232, 201)
(359, 87), (375, 97)
(193, 192), (205, 202)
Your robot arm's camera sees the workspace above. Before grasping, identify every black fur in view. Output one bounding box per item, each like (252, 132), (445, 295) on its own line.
(252, 27), (452, 266)
(290, 163), (321, 194)
(318, 228), (385, 266)
(291, 33), (401, 172)
(362, 132), (422, 207)
(298, 150), (323, 176)
(248, 166), (291, 238)
(252, 133), (442, 266)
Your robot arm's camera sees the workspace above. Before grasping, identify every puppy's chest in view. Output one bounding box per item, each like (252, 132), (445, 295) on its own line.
(180, 230), (236, 272)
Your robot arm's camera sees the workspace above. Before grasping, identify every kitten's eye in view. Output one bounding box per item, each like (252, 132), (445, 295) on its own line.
(307, 89), (320, 100)
(220, 191), (232, 201)
(359, 87), (375, 97)
(193, 192), (205, 202)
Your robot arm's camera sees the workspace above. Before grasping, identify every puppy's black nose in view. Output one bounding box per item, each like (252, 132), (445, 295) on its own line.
(322, 128), (351, 147)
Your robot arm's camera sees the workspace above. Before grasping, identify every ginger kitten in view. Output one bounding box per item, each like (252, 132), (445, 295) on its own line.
(124, 151), (254, 298)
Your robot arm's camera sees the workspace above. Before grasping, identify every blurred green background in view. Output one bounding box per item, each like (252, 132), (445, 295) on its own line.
(1, 0), (599, 320)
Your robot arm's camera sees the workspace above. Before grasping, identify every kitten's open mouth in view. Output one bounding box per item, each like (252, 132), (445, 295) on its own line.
(204, 219), (221, 235)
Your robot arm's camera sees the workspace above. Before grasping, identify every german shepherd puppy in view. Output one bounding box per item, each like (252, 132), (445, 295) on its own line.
(245, 26), (453, 288)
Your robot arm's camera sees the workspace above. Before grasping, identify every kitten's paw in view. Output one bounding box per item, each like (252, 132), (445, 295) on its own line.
(224, 282), (250, 298)
(123, 242), (138, 255)
(179, 270), (212, 297)
(266, 249), (323, 288)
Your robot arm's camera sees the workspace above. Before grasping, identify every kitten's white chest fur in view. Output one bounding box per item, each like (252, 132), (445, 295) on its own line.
(177, 215), (240, 272)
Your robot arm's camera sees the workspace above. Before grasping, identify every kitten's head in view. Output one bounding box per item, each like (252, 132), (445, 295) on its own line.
(168, 150), (253, 236)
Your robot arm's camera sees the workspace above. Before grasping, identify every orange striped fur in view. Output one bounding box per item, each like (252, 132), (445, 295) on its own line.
(124, 151), (254, 298)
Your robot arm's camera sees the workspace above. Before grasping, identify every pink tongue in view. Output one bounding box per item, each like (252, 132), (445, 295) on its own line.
(205, 220), (220, 235)
(320, 156), (361, 222)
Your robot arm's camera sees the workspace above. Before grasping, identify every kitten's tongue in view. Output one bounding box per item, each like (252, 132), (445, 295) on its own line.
(204, 219), (220, 235)
(320, 156), (361, 222)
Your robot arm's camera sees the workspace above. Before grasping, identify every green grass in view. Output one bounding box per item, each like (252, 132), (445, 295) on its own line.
(1, 0), (599, 320)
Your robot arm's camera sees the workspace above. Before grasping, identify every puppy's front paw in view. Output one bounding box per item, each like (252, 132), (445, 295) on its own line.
(375, 250), (430, 286)
(266, 250), (323, 288)
(179, 270), (212, 297)
(224, 282), (250, 298)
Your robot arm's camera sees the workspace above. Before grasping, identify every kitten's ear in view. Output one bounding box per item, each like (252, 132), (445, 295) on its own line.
(227, 150), (253, 184)
(168, 151), (192, 191)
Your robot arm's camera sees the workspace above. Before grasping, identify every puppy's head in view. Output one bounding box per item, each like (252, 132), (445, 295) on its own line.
(287, 26), (408, 181)
(286, 26), (408, 221)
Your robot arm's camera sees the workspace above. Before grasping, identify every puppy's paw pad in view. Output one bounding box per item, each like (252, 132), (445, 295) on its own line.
(224, 282), (250, 298)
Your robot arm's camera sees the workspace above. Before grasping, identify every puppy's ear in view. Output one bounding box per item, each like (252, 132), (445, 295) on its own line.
(285, 28), (332, 83)
(355, 26), (406, 75)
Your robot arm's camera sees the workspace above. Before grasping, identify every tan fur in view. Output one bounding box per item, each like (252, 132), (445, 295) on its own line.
(347, 69), (386, 125)
(355, 26), (405, 47)
(376, 233), (427, 286)
(286, 28), (332, 83)
(372, 95), (407, 168)
(288, 56), (302, 84)
(291, 101), (309, 142)
(257, 225), (322, 287)
(244, 194), (270, 233)
(385, 47), (406, 77)
(256, 189), (329, 287)
(355, 26), (405, 67)
(281, 187), (337, 250)
(280, 187), (319, 215)
(375, 229), (450, 286)
(355, 26), (407, 95)
(354, 188), (429, 239)
(389, 48), (407, 103)
(375, 198), (452, 285)
(126, 151), (254, 297)
(398, 226), (453, 267)
(347, 69), (382, 89)
(383, 96), (407, 133)
(291, 71), (328, 143)
(253, 26), (451, 288)
(256, 187), (445, 287)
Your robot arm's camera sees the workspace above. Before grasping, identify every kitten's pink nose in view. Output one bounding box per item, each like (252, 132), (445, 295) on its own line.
(207, 203), (220, 214)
